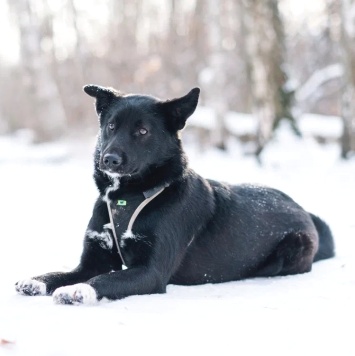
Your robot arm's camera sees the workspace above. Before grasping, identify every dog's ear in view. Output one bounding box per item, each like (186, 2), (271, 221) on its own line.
(160, 88), (200, 131)
(83, 84), (119, 115)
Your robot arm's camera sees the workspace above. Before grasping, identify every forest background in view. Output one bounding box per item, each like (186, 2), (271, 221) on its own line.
(1, 0), (355, 159)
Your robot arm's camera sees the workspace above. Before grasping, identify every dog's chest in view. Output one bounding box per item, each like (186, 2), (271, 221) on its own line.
(108, 191), (153, 266)
(109, 191), (145, 239)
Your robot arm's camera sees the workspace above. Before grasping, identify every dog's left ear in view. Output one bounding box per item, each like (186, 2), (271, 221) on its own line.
(160, 88), (200, 131)
(83, 84), (119, 115)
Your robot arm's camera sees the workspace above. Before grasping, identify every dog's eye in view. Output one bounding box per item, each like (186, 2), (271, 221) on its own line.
(108, 123), (115, 131)
(139, 128), (148, 135)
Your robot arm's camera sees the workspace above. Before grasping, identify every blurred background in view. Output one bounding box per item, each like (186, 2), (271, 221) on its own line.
(1, 3), (355, 348)
(0, 0), (355, 159)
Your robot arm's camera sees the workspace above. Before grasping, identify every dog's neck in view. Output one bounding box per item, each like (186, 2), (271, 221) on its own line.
(123, 153), (187, 191)
(94, 147), (188, 196)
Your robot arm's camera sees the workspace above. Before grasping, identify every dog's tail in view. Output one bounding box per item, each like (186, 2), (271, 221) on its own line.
(310, 213), (335, 262)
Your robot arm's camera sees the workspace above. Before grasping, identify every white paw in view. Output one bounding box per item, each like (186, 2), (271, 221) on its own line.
(53, 284), (97, 305)
(15, 279), (47, 296)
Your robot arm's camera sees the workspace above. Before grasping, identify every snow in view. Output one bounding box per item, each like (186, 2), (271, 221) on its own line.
(15, 279), (46, 296)
(191, 107), (258, 134)
(299, 113), (342, 139)
(295, 63), (343, 103)
(191, 107), (342, 139)
(0, 127), (355, 356)
(86, 229), (113, 250)
(52, 284), (97, 305)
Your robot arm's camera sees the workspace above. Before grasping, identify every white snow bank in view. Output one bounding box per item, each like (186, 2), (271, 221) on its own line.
(190, 107), (342, 139)
(299, 113), (342, 138)
(0, 128), (354, 356)
(0, 131), (69, 164)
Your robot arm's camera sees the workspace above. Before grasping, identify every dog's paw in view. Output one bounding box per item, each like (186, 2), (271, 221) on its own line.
(53, 284), (97, 305)
(15, 279), (47, 296)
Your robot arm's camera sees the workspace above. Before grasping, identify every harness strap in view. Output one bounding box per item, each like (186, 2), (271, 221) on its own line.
(106, 185), (167, 267)
(106, 200), (126, 266)
(126, 186), (165, 233)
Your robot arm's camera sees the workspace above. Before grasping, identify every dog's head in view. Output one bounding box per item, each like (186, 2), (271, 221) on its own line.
(83, 85), (200, 178)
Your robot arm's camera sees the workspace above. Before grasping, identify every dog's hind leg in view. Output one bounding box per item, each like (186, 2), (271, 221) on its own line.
(254, 231), (317, 277)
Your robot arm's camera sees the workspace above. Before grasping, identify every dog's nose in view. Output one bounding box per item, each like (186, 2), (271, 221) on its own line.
(103, 153), (122, 170)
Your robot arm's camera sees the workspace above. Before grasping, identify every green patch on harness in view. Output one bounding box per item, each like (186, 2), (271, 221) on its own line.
(117, 200), (127, 206)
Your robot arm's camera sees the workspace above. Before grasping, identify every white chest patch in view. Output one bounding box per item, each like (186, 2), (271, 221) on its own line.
(120, 229), (147, 248)
(86, 229), (113, 250)
(102, 174), (120, 203)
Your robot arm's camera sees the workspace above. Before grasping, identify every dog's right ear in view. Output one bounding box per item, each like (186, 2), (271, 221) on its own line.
(83, 84), (119, 115)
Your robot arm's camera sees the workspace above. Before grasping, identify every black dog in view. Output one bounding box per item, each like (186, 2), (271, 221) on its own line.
(15, 86), (335, 304)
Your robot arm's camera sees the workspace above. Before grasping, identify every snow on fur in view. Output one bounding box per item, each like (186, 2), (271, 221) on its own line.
(86, 229), (113, 250)
(15, 279), (46, 296)
(53, 283), (97, 305)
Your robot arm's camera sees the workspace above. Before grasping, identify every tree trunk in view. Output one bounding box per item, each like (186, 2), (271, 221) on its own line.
(9, 0), (67, 141)
(204, 0), (228, 150)
(242, 0), (297, 158)
(340, 0), (355, 158)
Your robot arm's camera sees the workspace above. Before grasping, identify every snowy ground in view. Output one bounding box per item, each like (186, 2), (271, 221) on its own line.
(0, 127), (354, 356)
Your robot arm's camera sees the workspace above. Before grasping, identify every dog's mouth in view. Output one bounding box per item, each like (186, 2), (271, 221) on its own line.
(102, 169), (122, 179)
(100, 165), (138, 179)
(99, 152), (141, 178)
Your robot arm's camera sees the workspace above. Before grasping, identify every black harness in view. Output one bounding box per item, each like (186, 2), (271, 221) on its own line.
(106, 184), (168, 267)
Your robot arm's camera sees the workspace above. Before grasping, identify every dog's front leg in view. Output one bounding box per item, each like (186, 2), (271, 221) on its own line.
(15, 267), (97, 297)
(51, 227), (191, 304)
(52, 266), (165, 305)
(16, 198), (122, 297)
(15, 236), (119, 296)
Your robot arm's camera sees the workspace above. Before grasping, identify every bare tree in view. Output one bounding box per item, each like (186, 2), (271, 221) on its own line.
(202, 0), (228, 150)
(9, 0), (67, 141)
(242, 0), (297, 157)
(340, 0), (355, 158)
(0, 0), (350, 154)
